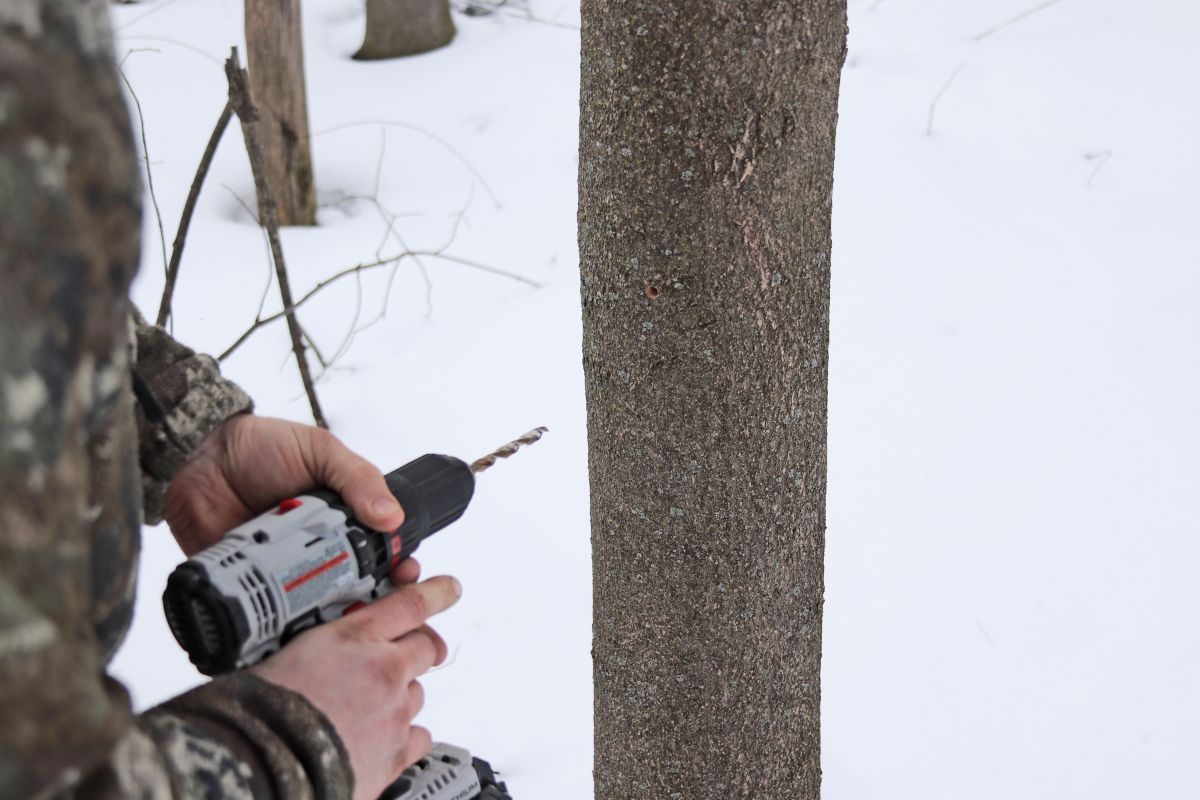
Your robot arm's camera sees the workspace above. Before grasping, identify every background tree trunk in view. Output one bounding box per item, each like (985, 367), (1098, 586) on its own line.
(244, 0), (317, 226)
(579, 2), (846, 796)
(354, 0), (456, 61)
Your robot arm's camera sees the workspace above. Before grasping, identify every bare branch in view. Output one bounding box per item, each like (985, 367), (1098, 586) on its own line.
(225, 48), (327, 429)
(157, 101), (233, 326)
(219, 250), (422, 361)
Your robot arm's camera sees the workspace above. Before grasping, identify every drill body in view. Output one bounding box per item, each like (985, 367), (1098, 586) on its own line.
(164, 453), (474, 675)
(161, 434), (544, 800)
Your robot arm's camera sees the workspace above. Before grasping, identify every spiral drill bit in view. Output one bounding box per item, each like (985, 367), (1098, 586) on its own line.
(470, 426), (549, 474)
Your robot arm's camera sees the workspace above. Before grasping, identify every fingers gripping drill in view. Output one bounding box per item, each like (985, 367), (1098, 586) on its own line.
(162, 428), (547, 800)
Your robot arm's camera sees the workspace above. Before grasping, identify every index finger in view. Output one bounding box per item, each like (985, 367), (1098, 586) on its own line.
(338, 576), (461, 642)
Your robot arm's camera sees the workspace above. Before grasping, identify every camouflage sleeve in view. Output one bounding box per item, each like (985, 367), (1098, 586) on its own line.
(0, 1), (145, 795)
(132, 312), (252, 524)
(134, 672), (354, 799)
(1, 3), (353, 798)
(60, 671), (352, 799)
(64, 672), (354, 799)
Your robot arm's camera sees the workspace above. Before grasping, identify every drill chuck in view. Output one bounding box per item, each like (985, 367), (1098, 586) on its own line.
(385, 454), (475, 561)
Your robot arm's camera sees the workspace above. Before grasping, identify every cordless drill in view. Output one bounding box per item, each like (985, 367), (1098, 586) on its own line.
(162, 428), (545, 800)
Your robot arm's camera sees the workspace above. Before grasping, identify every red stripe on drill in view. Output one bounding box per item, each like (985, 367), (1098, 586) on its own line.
(388, 532), (402, 569)
(284, 552), (350, 592)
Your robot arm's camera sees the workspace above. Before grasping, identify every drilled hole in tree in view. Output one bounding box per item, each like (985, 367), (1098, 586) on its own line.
(644, 284), (662, 300)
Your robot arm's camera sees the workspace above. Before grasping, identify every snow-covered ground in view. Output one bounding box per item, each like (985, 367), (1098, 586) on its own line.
(108, 1), (1199, 797)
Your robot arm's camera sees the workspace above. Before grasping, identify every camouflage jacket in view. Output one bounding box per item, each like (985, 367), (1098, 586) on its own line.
(0, 2), (352, 798)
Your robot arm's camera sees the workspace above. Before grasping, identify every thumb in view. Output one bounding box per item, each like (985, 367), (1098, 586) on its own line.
(306, 430), (405, 531)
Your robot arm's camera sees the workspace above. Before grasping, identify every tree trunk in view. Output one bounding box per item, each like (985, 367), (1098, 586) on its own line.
(354, 0), (456, 61)
(244, 0), (317, 226)
(579, 2), (846, 797)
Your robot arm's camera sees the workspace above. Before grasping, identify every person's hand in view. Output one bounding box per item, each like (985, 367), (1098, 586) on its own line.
(251, 574), (461, 800)
(163, 414), (405, 556)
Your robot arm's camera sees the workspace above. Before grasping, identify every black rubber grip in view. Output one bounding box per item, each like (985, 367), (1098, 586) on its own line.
(385, 454), (476, 559)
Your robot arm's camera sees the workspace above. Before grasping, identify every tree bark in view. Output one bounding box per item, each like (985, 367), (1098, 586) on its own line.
(579, 3), (846, 797)
(354, 0), (456, 61)
(244, 0), (317, 226)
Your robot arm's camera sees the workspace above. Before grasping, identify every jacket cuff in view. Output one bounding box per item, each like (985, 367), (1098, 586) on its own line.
(145, 671), (353, 800)
(132, 314), (252, 524)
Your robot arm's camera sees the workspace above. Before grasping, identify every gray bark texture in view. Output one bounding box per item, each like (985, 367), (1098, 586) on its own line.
(354, 0), (456, 61)
(578, 2), (846, 797)
(245, 0), (317, 226)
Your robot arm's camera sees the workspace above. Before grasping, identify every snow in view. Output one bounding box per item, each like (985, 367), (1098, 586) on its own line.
(106, 1), (1199, 798)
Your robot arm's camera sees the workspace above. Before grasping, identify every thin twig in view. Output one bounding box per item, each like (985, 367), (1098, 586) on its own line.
(382, 224), (433, 319)
(316, 131), (417, 371)
(218, 118), (533, 368)
(453, 1), (579, 29)
(364, 194), (436, 321)
(218, 245), (540, 361)
(219, 251), (425, 361)
(973, 0), (1065, 42)
(927, 63), (965, 137)
(319, 193), (422, 220)
(225, 48), (328, 429)
(157, 101), (234, 326)
(324, 269), (367, 371)
(118, 63), (170, 280)
(117, 35), (224, 66)
(1084, 150), (1112, 187)
(365, 157), (476, 322)
(220, 184), (278, 320)
(434, 251), (541, 286)
(313, 119), (502, 209)
(373, 127), (388, 201)
(301, 326), (329, 368)
(119, 46), (161, 64)
(387, 188), (474, 321)
(114, 0), (190, 32)
(223, 183), (262, 225)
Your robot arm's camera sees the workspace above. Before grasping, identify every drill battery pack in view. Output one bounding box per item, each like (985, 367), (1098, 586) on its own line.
(381, 743), (512, 800)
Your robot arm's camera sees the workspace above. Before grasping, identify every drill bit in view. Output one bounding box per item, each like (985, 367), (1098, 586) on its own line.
(470, 427), (549, 474)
